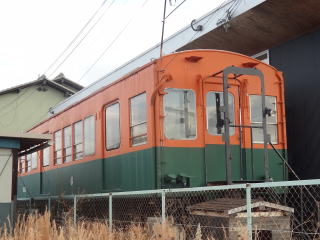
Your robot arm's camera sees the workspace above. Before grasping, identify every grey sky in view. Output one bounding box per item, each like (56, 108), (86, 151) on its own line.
(0, 0), (224, 90)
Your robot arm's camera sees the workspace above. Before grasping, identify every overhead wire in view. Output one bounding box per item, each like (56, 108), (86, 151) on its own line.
(78, 0), (151, 82)
(44, 0), (109, 76)
(161, 0), (232, 71)
(45, 0), (116, 78)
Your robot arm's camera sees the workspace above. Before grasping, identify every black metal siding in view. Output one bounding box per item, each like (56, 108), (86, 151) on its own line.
(270, 28), (320, 179)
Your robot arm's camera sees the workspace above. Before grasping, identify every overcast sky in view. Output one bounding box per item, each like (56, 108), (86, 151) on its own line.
(0, 0), (225, 90)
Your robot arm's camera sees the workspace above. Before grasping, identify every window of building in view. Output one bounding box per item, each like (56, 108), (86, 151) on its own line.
(105, 103), (120, 150)
(54, 130), (62, 164)
(164, 88), (197, 139)
(250, 95), (278, 144)
(26, 154), (32, 172)
(74, 121), (83, 160)
(31, 152), (38, 169)
(63, 126), (72, 162)
(206, 91), (235, 136)
(130, 93), (147, 146)
(43, 147), (50, 167)
(84, 115), (95, 155)
(252, 50), (269, 64)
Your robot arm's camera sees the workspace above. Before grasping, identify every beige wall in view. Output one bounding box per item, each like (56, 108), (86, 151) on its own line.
(0, 148), (13, 203)
(0, 85), (68, 132)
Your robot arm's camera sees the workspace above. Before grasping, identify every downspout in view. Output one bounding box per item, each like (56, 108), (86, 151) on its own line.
(151, 72), (172, 189)
(198, 75), (207, 185)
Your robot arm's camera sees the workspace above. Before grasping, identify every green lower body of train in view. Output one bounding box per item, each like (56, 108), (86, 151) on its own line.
(17, 145), (287, 198)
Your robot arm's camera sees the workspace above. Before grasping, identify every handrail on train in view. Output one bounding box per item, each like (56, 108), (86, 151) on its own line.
(213, 66), (269, 185)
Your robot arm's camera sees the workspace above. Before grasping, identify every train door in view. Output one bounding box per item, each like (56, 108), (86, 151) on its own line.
(203, 80), (244, 184)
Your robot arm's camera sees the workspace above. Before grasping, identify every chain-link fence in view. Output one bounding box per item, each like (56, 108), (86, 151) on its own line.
(17, 179), (320, 239)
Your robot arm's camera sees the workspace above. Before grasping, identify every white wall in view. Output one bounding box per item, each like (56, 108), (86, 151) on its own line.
(0, 148), (13, 203)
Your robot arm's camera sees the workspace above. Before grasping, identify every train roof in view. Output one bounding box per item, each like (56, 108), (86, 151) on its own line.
(50, 0), (320, 116)
(49, 0), (263, 116)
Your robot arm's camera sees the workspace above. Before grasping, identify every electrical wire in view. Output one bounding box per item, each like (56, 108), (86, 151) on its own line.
(48, 0), (117, 79)
(161, 0), (232, 71)
(48, 1), (117, 79)
(44, 0), (111, 76)
(165, 0), (187, 19)
(78, 0), (151, 82)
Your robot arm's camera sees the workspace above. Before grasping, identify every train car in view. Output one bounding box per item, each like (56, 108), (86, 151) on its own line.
(17, 49), (287, 197)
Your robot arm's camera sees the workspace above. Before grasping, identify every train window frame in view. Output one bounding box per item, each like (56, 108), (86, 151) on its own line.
(31, 152), (38, 170)
(105, 102), (121, 151)
(249, 95), (278, 144)
(163, 88), (197, 140)
(206, 91), (235, 136)
(129, 92), (147, 146)
(63, 125), (72, 162)
(84, 115), (96, 156)
(19, 156), (26, 173)
(42, 146), (50, 167)
(54, 130), (62, 165)
(73, 120), (84, 160)
(26, 154), (32, 172)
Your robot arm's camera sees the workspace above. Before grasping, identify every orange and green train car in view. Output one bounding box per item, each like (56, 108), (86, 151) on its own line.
(17, 49), (287, 197)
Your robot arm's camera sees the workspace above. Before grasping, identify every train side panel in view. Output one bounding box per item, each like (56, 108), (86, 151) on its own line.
(18, 63), (158, 197)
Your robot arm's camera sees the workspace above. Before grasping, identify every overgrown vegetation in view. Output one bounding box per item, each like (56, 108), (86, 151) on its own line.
(0, 211), (224, 240)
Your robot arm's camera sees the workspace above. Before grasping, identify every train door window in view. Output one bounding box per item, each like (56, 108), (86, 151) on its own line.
(130, 93), (147, 146)
(19, 156), (26, 173)
(26, 154), (31, 172)
(63, 126), (72, 162)
(43, 147), (50, 167)
(163, 88), (197, 139)
(74, 121), (84, 160)
(31, 152), (38, 169)
(54, 130), (62, 165)
(206, 92), (235, 136)
(84, 115), (95, 155)
(250, 95), (278, 144)
(105, 103), (120, 150)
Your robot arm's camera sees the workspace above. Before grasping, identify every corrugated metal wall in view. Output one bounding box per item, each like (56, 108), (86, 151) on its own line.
(270, 28), (320, 179)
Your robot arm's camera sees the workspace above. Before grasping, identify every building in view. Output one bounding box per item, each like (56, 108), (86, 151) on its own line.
(50, 0), (320, 179)
(0, 74), (83, 132)
(0, 132), (51, 226)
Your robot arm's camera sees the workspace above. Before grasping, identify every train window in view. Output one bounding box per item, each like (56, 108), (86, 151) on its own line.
(250, 95), (278, 144)
(206, 92), (235, 136)
(63, 126), (72, 162)
(105, 103), (120, 150)
(54, 130), (62, 165)
(130, 93), (147, 146)
(43, 147), (50, 167)
(19, 156), (26, 173)
(26, 154), (31, 172)
(31, 152), (38, 169)
(84, 115), (95, 155)
(74, 121), (83, 160)
(163, 88), (197, 139)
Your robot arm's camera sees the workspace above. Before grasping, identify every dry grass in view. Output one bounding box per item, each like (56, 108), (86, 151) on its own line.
(0, 212), (249, 240)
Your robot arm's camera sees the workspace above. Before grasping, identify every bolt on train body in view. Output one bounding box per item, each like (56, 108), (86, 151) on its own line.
(17, 50), (287, 197)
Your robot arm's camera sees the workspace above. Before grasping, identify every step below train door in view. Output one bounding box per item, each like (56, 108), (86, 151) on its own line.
(203, 74), (244, 184)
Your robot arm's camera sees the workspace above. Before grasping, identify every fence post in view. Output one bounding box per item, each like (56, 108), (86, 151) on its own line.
(48, 197), (51, 212)
(161, 189), (166, 223)
(246, 183), (252, 240)
(109, 193), (112, 232)
(73, 195), (77, 225)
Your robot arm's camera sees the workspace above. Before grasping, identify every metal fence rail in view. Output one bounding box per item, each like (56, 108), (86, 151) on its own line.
(17, 179), (320, 240)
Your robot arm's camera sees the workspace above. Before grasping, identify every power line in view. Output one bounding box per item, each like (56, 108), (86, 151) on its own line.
(78, 0), (151, 82)
(44, 0), (114, 77)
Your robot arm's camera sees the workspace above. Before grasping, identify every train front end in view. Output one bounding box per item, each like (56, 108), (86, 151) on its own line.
(155, 50), (287, 188)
